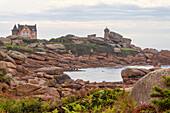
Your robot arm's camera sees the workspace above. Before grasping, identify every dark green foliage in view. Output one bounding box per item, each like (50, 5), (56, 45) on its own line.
(65, 43), (114, 56)
(120, 48), (138, 57)
(0, 98), (58, 113)
(150, 75), (170, 112)
(60, 88), (135, 112)
(88, 39), (111, 47)
(0, 76), (10, 85)
(49, 37), (73, 43)
(21, 38), (48, 44)
(134, 104), (156, 113)
(162, 75), (170, 86)
(0, 88), (136, 113)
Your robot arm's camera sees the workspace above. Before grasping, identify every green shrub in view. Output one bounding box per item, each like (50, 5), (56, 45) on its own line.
(0, 98), (57, 113)
(60, 88), (135, 113)
(150, 75), (170, 112)
(134, 104), (156, 113)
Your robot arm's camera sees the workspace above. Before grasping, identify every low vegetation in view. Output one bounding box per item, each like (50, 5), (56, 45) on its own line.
(0, 76), (169, 113)
(0, 88), (136, 113)
(150, 75), (170, 112)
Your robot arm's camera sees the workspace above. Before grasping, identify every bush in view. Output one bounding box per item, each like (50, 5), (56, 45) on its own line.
(0, 98), (58, 113)
(134, 104), (156, 113)
(150, 75), (170, 112)
(60, 88), (135, 112)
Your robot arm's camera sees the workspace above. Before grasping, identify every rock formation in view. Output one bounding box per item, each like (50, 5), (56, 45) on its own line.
(130, 68), (170, 106)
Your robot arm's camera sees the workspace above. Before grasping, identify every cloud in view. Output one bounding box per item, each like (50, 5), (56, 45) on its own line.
(1, 4), (170, 22)
(0, 0), (170, 14)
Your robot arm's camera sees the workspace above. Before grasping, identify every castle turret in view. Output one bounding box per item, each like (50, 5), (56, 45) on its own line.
(12, 25), (18, 35)
(104, 27), (110, 40)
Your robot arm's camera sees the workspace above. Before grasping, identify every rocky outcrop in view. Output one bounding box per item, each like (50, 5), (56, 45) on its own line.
(114, 48), (121, 53)
(12, 39), (24, 45)
(143, 48), (159, 55)
(54, 74), (71, 84)
(130, 68), (170, 106)
(121, 68), (150, 84)
(35, 67), (63, 75)
(7, 51), (27, 64)
(156, 50), (170, 64)
(0, 51), (16, 64)
(46, 44), (65, 50)
(0, 37), (11, 44)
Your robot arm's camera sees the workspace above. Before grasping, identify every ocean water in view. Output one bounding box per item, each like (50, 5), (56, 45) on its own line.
(64, 65), (170, 82)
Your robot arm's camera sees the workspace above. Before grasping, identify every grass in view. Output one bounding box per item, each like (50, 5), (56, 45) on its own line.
(120, 48), (137, 51)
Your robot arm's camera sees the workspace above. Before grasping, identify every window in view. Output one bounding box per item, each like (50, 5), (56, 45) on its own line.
(32, 32), (35, 35)
(24, 28), (28, 31)
(26, 32), (29, 35)
(22, 32), (25, 35)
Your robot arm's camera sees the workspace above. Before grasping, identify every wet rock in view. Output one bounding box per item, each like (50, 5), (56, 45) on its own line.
(149, 67), (162, 71)
(130, 68), (170, 106)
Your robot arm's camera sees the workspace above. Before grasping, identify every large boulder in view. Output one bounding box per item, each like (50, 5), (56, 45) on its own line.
(46, 44), (65, 50)
(16, 84), (46, 96)
(7, 51), (27, 63)
(122, 38), (131, 48)
(0, 38), (11, 44)
(54, 74), (71, 84)
(6, 35), (20, 40)
(130, 68), (170, 106)
(156, 50), (170, 64)
(11, 39), (24, 45)
(0, 51), (16, 64)
(29, 54), (46, 61)
(121, 68), (149, 84)
(0, 61), (8, 76)
(114, 48), (121, 53)
(35, 67), (63, 75)
(143, 48), (159, 55)
(109, 32), (123, 43)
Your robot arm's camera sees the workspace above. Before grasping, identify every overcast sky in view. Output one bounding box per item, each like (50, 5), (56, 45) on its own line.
(0, 0), (170, 50)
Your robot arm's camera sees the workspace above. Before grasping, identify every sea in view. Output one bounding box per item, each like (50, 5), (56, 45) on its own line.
(64, 65), (170, 82)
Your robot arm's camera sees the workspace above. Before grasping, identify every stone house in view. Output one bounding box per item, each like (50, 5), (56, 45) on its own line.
(11, 24), (37, 39)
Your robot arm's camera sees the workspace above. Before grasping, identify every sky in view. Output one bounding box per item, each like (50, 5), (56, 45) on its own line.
(0, 0), (170, 50)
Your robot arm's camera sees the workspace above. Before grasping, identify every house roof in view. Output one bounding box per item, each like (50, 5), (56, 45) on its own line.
(19, 25), (37, 31)
(12, 25), (18, 31)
